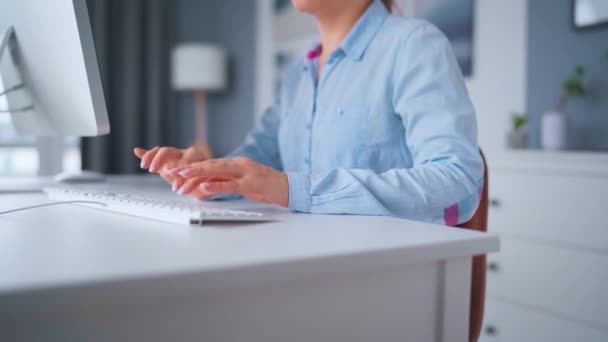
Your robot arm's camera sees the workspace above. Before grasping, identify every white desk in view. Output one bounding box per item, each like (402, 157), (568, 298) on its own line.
(0, 176), (499, 342)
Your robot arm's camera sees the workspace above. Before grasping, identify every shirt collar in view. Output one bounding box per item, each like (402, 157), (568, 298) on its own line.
(339, 0), (389, 61)
(303, 0), (389, 67)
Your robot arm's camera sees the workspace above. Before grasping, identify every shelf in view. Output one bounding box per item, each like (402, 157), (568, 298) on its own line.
(486, 149), (608, 176)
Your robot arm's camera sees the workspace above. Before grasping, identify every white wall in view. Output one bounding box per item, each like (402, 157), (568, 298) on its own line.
(254, 0), (318, 118)
(465, 0), (528, 157)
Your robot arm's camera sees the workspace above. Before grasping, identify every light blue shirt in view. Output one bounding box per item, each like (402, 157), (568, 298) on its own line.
(229, 0), (483, 225)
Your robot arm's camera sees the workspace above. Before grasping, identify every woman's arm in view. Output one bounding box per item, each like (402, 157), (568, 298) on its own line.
(186, 97), (284, 200)
(225, 96), (283, 171)
(175, 24), (483, 224)
(134, 94), (283, 198)
(287, 24), (483, 224)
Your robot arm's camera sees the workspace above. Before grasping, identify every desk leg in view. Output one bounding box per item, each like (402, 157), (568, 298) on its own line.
(439, 257), (473, 342)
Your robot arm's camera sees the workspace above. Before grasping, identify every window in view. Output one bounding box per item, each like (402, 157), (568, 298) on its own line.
(0, 114), (38, 176)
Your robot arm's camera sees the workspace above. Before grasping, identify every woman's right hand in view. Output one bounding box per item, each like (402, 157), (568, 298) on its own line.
(134, 145), (211, 196)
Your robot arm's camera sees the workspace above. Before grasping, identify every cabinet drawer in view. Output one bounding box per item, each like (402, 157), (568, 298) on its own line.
(488, 170), (608, 251)
(486, 237), (608, 328)
(480, 298), (608, 342)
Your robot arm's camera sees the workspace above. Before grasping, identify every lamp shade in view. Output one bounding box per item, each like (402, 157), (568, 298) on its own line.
(171, 44), (227, 91)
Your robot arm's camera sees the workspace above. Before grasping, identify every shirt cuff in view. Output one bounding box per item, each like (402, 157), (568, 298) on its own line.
(287, 173), (312, 212)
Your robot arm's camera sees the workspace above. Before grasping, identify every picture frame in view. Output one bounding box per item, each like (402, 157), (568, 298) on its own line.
(572, 0), (608, 31)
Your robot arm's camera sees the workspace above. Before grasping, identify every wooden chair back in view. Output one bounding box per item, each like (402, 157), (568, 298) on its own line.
(457, 150), (489, 342)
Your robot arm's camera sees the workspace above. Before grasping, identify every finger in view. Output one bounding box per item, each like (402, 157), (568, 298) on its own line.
(134, 148), (147, 159)
(202, 180), (241, 195)
(168, 147), (208, 175)
(187, 178), (233, 199)
(159, 170), (176, 184)
(179, 159), (244, 179)
(176, 177), (207, 196)
(140, 147), (160, 169)
(171, 176), (185, 192)
(187, 186), (216, 199)
(149, 148), (180, 173)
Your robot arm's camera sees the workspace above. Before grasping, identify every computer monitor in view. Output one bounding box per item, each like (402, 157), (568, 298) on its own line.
(0, 0), (109, 137)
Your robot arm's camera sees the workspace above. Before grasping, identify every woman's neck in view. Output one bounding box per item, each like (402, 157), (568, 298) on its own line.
(316, 0), (372, 59)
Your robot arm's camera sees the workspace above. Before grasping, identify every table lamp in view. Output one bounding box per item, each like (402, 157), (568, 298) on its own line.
(172, 43), (228, 157)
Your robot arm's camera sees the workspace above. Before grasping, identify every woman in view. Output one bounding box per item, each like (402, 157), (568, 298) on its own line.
(134, 0), (483, 225)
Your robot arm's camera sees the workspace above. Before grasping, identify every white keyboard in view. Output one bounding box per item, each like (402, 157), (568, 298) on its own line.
(43, 187), (272, 226)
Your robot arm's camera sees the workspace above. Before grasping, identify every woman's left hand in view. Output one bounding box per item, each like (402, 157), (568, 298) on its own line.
(174, 157), (289, 208)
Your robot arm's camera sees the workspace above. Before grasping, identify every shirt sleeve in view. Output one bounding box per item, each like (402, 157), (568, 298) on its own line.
(225, 95), (283, 171)
(287, 24), (484, 225)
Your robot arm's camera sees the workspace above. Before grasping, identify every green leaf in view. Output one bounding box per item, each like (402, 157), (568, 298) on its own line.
(511, 113), (527, 130)
(563, 77), (585, 97)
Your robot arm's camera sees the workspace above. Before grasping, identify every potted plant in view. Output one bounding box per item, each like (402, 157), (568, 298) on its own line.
(541, 49), (608, 151)
(541, 66), (586, 150)
(507, 112), (528, 149)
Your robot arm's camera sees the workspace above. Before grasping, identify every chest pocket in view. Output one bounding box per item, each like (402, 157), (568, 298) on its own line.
(312, 107), (371, 166)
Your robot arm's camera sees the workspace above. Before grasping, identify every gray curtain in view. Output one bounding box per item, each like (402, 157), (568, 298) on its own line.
(82, 0), (176, 174)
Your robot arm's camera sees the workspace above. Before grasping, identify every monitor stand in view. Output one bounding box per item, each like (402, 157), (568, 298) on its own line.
(54, 171), (106, 184)
(0, 173), (107, 194)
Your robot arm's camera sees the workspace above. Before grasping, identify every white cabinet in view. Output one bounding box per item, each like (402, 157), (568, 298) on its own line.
(489, 171), (608, 250)
(487, 237), (608, 327)
(480, 298), (608, 342)
(483, 151), (608, 341)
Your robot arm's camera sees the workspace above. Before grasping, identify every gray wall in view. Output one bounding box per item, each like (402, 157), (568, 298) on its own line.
(174, 0), (257, 156)
(527, 0), (608, 150)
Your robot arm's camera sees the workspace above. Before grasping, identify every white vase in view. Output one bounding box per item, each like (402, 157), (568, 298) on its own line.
(541, 111), (567, 150)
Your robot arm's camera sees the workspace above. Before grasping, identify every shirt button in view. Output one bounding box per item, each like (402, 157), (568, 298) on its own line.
(306, 123), (312, 130)
(305, 157), (310, 164)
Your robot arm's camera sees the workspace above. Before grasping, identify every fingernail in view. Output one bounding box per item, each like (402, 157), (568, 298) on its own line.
(177, 186), (186, 195)
(149, 163), (157, 172)
(179, 169), (193, 177)
(140, 160), (146, 168)
(172, 182), (178, 192)
(169, 168), (181, 175)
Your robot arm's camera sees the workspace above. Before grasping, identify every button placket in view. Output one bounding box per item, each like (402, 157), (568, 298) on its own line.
(306, 74), (317, 173)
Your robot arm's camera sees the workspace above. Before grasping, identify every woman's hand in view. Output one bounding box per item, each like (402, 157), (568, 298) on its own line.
(134, 145), (211, 196)
(174, 157), (289, 207)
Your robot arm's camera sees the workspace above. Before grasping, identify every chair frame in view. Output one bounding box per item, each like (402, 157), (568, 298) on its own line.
(457, 150), (489, 342)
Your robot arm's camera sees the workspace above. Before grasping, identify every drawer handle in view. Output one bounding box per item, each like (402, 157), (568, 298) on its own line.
(488, 262), (500, 273)
(484, 325), (499, 336)
(489, 198), (501, 208)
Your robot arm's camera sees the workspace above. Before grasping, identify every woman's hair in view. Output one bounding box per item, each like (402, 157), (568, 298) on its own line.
(381, 0), (393, 12)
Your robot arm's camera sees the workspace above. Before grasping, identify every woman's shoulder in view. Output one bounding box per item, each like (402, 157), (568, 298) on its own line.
(379, 16), (448, 46)
(277, 58), (305, 90)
